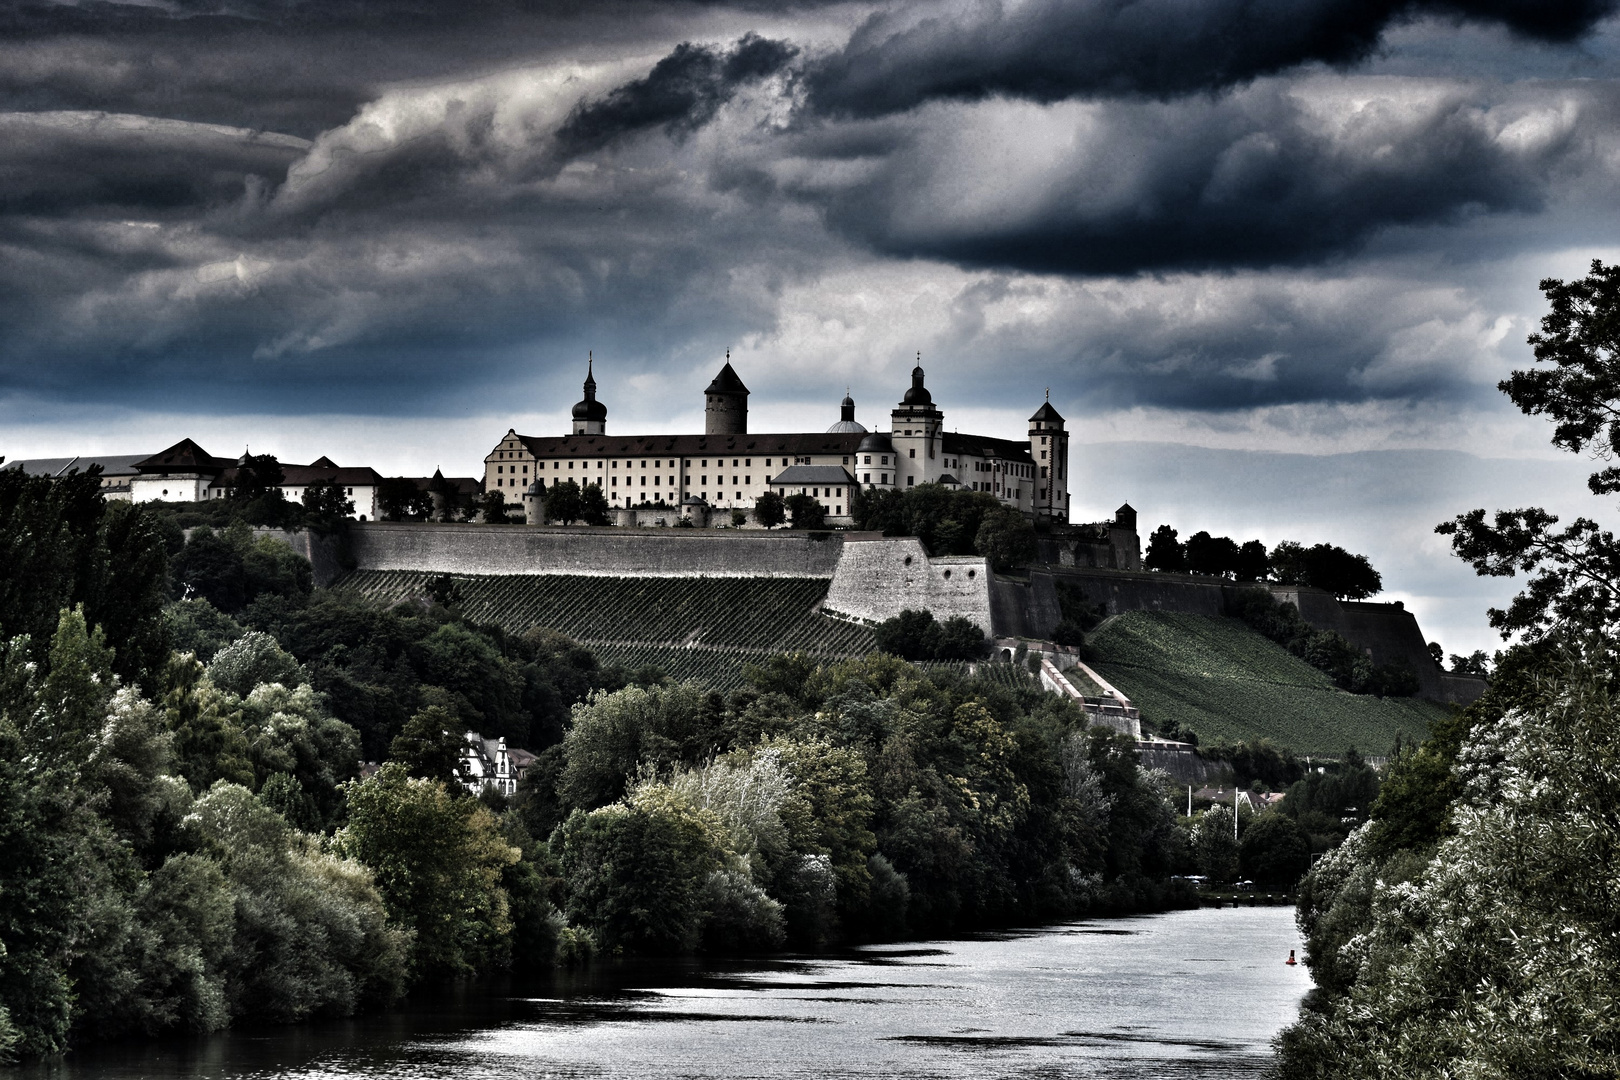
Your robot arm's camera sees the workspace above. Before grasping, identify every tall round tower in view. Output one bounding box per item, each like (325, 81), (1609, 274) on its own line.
(572, 354), (607, 435)
(1028, 393), (1068, 521)
(704, 354), (749, 436)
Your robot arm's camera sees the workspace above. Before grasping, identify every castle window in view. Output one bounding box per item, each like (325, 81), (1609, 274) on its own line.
(732, 476), (738, 485)
(1040, 437), (1047, 445)
(640, 476), (646, 486)
(904, 429), (911, 436)
(881, 473), (888, 484)
(701, 475), (708, 484)
(907, 476), (915, 486)
(1040, 467), (1047, 478)
(702, 459), (708, 467)
(881, 456), (889, 465)
(842, 456), (849, 464)
(836, 505), (841, 514)
(522, 465), (528, 473)
(569, 461), (574, 469)
(864, 473), (870, 483)
(863, 455), (871, 464)
(733, 459), (739, 467)
(744, 475), (751, 484)
(909, 449), (915, 458)
(837, 487), (843, 497)
(641, 460), (647, 467)
(612, 477), (617, 486)
(745, 459), (751, 466)
(1040, 487), (1046, 498)
(497, 466), (504, 473)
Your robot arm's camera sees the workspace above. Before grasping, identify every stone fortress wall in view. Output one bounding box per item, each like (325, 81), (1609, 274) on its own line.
(343, 522), (847, 579)
(320, 522), (1483, 705)
(822, 536), (995, 633)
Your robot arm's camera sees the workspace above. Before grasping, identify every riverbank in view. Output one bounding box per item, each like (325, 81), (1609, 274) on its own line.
(10, 906), (1310, 1080)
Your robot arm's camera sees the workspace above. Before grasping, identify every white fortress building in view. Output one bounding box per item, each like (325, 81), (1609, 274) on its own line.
(485, 358), (1070, 525)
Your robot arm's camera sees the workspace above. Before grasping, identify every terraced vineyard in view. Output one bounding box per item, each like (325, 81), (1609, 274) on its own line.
(1087, 611), (1448, 754)
(332, 571), (875, 690)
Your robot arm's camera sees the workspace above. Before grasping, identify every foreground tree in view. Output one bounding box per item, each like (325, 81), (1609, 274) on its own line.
(1144, 525), (1186, 572)
(754, 490), (786, 528)
(544, 480), (581, 525)
(1273, 264), (1620, 1075)
(1269, 541), (1382, 599)
(1438, 260), (1620, 639)
(337, 763), (519, 975)
(784, 493), (825, 530)
(580, 482), (610, 526)
(1276, 649), (1620, 1076)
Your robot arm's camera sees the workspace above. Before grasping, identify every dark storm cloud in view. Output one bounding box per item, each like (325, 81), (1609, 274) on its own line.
(0, 0), (1617, 423)
(0, 0), (809, 139)
(795, 82), (1594, 273)
(805, 0), (1619, 118)
(0, 112), (307, 215)
(556, 33), (798, 156)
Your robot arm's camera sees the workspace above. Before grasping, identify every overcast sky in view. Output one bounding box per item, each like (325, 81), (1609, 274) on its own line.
(5, 0), (1620, 656)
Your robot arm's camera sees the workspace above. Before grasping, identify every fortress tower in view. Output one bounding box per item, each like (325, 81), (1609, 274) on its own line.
(705, 355), (749, 435)
(890, 361), (943, 486)
(572, 355), (607, 435)
(1029, 396), (1068, 521)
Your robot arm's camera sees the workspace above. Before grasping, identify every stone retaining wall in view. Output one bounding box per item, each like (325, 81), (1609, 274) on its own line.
(345, 522), (845, 579)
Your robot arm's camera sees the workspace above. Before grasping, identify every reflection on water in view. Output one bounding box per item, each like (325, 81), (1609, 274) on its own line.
(18, 906), (1310, 1080)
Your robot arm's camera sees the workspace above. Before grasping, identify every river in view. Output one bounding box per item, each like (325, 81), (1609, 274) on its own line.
(19, 906), (1310, 1079)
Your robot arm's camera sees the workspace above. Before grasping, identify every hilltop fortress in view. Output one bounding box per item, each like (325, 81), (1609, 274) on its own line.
(8, 355), (1484, 726)
(484, 358), (1070, 527)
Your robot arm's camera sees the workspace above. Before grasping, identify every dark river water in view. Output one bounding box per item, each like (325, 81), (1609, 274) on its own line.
(21, 906), (1309, 1080)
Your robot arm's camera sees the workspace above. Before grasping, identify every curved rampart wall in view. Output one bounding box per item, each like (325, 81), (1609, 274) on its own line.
(823, 537), (994, 633)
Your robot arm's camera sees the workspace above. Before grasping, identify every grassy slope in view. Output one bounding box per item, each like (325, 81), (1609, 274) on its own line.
(1087, 611), (1448, 755)
(331, 570), (874, 692)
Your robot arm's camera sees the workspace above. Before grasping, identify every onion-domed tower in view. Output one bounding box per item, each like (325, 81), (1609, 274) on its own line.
(572, 354), (607, 435)
(890, 355), (943, 486)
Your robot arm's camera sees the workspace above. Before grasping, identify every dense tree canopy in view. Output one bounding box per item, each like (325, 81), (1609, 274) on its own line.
(852, 484), (1030, 569)
(0, 466), (170, 692)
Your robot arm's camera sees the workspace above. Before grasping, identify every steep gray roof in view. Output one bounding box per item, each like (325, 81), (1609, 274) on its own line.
(2, 454), (147, 478)
(941, 432), (1034, 463)
(769, 465), (858, 486)
(704, 362), (749, 395)
(515, 432), (864, 458)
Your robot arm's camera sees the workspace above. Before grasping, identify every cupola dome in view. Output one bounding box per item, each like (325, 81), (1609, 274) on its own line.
(856, 431), (895, 456)
(827, 391), (867, 433)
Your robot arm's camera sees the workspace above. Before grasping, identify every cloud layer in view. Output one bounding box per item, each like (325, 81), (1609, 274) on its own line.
(1, 0), (1618, 449)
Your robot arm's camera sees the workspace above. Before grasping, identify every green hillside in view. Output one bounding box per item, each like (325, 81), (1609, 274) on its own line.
(1087, 610), (1447, 755)
(330, 571), (874, 692)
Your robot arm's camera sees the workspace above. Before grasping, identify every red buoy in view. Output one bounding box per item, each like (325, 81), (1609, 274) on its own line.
(1286, 949), (1297, 966)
